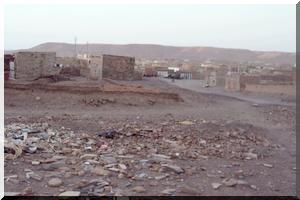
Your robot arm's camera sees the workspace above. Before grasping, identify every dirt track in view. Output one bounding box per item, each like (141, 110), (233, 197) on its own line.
(4, 78), (296, 196)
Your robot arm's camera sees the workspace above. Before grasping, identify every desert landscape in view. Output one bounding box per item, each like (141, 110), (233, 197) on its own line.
(4, 49), (296, 195)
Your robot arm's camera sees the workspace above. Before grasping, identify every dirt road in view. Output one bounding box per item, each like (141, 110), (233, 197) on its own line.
(160, 78), (296, 106)
(4, 78), (296, 196)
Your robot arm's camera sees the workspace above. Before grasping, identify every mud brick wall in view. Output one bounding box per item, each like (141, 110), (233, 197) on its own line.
(15, 52), (58, 80)
(244, 84), (296, 96)
(88, 56), (103, 80)
(240, 75), (261, 90)
(56, 57), (88, 76)
(225, 74), (240, 91)
(102, 54), (135, 80)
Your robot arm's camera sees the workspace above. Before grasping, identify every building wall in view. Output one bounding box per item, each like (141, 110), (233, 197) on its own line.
(88, 56), (103, 80)
(157, 71), (168, 77)
(180, 72), (192, 79)
(102, 54), (135, 80)
(244, 84), (296, 96)
(225, 73), (240, 91)
(144, 67), (157, 77)
(15, 52), (58, 80)
(56, 57), (88, 76)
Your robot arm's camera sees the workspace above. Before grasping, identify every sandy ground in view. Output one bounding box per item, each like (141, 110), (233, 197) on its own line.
(4, 77), (296, 196)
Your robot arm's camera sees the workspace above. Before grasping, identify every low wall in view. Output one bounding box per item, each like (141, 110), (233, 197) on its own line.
(244, 83), (296, 96)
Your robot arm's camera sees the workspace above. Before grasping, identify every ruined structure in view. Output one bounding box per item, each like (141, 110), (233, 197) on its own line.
(102, 54), (135, 81)
(14, 52), (59, 80)
(88, 56), (103, 80)
(225, 72), (240, 91)
(225, 72), (295, 96)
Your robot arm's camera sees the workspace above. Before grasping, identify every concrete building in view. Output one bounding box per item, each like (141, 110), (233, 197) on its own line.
(14, 52), (59, 80)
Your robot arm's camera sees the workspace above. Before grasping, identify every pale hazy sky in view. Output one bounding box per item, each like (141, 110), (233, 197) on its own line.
(4, 4), (296, 52)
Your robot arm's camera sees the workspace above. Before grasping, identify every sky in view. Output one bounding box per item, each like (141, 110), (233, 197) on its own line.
(4, 4), (296, 52)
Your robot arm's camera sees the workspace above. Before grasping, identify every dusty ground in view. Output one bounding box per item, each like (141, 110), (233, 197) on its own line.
(4, 77), (296, 196)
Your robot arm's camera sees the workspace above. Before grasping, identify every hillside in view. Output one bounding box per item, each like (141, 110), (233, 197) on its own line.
(7, 42), (296, 65)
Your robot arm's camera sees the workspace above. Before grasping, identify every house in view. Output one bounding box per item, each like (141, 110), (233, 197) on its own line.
(144, 67), (157, 77)
(179, 71), (192, 79)
(156, 67), (170, 78)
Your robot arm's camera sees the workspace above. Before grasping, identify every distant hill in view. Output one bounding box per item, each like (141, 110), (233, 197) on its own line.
(6, 42), (296, 65)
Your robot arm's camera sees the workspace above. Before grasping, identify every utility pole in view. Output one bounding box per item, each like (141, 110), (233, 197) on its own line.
(74, 36), (77, 58)
(86, 41), (89, 58)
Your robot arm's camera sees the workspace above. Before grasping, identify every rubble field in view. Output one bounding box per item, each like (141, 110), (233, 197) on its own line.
(4, 78), (296, 196)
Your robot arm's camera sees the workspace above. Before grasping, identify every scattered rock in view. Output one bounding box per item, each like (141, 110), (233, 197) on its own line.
(26, 172), (42, 181)
(132, 186), (146, 193)
(48, 178), (63, 187)
(244, 152), (258, 160)
(5, 192), (21, 196)
(179, 120), (194, 125)
(263, 163), (273, 168)
(211, 182), (222, 190)
(161, 164), (184, 174)
(161, 188), (176, 195)
(118, 163), (127, 170)
(250, 185), (258, 190)
(59, 191), (81, 196)
(179, 186), (200, 195)
(222, 178), (237, 187)
(31, 161), (40, 165)
(91, 167), (109, 176)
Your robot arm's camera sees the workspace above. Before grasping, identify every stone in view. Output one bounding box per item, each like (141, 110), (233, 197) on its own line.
(91, 167), (109, 176)
(80, 154), (98, 160)
(250, 185), (258, 190)
(244, 152), (258, 160)
(161, 188), (176, 195)
(101, 156), (117, 164)
(59, 191), (81, 196)
(179, 120), (194, 125)
(223, 178), (237, 187)
(31, 161), (40, 165)
(132, 186), (146, 193)
(22, 187), (33, 195)
(42, 161), (65, 171)
(77, 170), (85, 176)
(212, 182), (222, 190)
(155, 174), (169, 180)
(27, 146), (37, 154)
(5, 192), (21, 196)
(179, 186), (200, 195)
(48, 178), (63, 187)
(263, 163), (273, 168)
(161, 164), (184, 174)
(26, 172), (42, 181)
(36, 96), (41, 101)
(118, 163), (127, 170)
